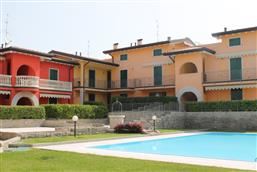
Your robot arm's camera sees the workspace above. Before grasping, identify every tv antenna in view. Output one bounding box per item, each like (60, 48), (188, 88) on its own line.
(4, 14), (12, 47)
(156, 19), (159, 41)
(87, 40), (90, 57)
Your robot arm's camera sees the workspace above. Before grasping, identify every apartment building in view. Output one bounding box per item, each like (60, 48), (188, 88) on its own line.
(0, 26), (256, 106)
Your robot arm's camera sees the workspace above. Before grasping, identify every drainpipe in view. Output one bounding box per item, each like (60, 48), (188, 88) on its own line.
(79, 61), (90, 104)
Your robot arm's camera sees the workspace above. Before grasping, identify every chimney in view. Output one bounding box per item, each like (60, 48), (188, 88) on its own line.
(224, 27), (227, 32)
(167, 36), (171, 42)
(137, 39), (143, 45)
(75, 51), (78, 56)
(130, 43), (133, 47)
(113, 43), (118, 49)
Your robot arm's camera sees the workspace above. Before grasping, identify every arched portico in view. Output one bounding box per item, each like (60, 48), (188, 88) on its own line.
(11, 91), (39, 106)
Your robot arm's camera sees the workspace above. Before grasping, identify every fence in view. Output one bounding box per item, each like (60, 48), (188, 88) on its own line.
(111, 102), (179, 112)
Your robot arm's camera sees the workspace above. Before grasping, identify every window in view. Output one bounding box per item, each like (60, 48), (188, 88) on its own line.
(231, 89), (243, 100)
(149, 92), (166, 97)
(120, 70), (128, 88)
(154, 66), (162, 86)
(153, 49), (162, 56)
(89, 70), (95, 88)
(120, 93), (128, 97)
(230, 58), (242, 81)
(120, 54), (128, 61)
(229, 38), (241, 47)
(49, 69), (58, 80)
(49, 98), (58, 104)
(88, 93), (95, 102)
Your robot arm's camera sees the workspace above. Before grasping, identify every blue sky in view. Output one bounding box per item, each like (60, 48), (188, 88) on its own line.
(0, 0), (257, 59)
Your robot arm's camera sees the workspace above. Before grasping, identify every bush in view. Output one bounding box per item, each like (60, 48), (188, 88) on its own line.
(0, 106), (45, 119)
(185, 100), (257, 112)
(43, 104), (108, 119)
(114, 122), (144, 133)
(112, 96), (177, 104)
(84, 101), (105, 106)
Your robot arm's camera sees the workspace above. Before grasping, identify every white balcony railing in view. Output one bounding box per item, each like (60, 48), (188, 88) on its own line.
(0, 74), (12, 87)
(16, 75), (39, 87)
(40, 79), (72, 91)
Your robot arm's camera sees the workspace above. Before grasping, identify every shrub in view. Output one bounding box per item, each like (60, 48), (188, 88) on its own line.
(84, 101), (105, 106)
(43, 104), (108, 119)
(114, 122), (144, 133)
(185, 100), (257, 112)
(112, 96), (177, 104)
(0, 106), (45, 119)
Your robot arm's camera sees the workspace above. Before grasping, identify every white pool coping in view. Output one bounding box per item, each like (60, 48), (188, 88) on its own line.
(37, 132), (257, 171)
(0, 127), (55, 133)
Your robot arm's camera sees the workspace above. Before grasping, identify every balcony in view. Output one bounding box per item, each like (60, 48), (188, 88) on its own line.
(13, 76), (72, 91)
(16, 76), (39, 87)
(40, 79), (72, 91)
(203, 68), (257, 83)
(0, 74), (12, 87)
(76, 75), (175, 90)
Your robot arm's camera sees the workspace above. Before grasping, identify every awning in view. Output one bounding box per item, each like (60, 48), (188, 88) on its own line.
(0, 90), (10, 95)
(40, 94), (71, 99)
(205, 84), (257, 91)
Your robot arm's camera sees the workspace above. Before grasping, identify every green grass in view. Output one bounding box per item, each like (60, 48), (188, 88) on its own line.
(0, 149), (251, 172)
(21, 129), (184, 144)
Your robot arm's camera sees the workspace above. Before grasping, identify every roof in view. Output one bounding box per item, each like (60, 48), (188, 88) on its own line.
(49, 50), (119, 67)
(163, 47), (216, 56)
(103, 38), (195, 54)
(0, 46), (54, 58)
(212, 26), (257, 37)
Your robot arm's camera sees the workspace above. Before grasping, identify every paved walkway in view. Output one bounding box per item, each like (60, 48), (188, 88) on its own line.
(0, 127), (55, 133)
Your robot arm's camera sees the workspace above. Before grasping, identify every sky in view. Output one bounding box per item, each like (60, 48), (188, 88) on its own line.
(0, 0), (257, 59)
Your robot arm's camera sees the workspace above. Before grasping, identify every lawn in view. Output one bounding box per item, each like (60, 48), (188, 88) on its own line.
(0, 149), (252, 172)
(21, 129), (184, 144)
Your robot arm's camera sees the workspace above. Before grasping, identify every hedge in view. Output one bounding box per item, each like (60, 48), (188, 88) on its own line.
(43, 104), (108, 119)
(0, 106), (45, 119)
(185, 100), (257, 112)
(112, 96), (177, 104)
(83, 101), (105, 106)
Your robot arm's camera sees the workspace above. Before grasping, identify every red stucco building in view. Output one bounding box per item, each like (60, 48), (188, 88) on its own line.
(0, 47), (75, 106)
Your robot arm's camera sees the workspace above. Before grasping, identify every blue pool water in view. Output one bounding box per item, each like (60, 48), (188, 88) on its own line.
(93, 133), (257, 162)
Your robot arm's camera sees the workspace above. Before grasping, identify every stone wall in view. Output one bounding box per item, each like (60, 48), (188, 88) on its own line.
(111, 111), (257, 131)
(0, 119), (108, 128)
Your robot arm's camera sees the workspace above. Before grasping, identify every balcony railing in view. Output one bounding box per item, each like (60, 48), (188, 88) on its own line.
(40, 79), (72, 91)
(16, 76), (39, 87)
(76, 75), (175, 90)
(0, 74), (12, 87)
(203, 68), (257, 83)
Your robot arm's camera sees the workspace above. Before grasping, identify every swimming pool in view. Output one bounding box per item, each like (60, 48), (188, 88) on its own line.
(94, 132), (257, 162)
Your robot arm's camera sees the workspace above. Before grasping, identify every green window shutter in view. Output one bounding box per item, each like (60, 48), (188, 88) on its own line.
(230, 58), (242, 81)
(154, 66), (162, 86)
(50, 69), (58, 80)
(153, 49), (162, 56)
(89, 70), (95, 88)
(229, 38), (241, 47)
(231, 89), (243, 100)
(120, 70), (128, 88)
(120, 54), (128, 61)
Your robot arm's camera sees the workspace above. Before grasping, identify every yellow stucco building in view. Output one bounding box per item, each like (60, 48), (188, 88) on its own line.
(53, 26), (257, 106)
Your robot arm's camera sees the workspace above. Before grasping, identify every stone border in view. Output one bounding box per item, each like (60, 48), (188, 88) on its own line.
(37, 132), (256, 171)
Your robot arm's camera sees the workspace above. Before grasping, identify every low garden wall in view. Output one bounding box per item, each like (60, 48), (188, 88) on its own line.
(112, 111), (257, 131)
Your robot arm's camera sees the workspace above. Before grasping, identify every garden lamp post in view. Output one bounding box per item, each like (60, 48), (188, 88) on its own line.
(152, 115), (157, 132)
(72, 115), (79, 137)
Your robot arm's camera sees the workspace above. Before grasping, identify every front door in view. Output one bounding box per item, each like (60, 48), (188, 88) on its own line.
(230, 58), (242, 81)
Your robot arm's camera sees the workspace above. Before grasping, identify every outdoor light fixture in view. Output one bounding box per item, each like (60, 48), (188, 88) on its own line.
(72, 115), (79, 137)
(152, 115), (157, 131)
